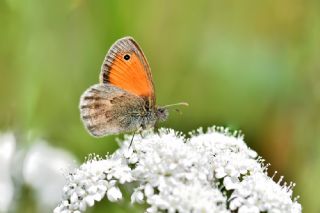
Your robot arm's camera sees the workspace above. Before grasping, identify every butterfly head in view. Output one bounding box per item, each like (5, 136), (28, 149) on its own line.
(156, 102), (189, 122)
(156, 107), (169, 122)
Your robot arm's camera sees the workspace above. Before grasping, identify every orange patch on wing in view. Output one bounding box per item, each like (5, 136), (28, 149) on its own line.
(108, 53), (154, 98)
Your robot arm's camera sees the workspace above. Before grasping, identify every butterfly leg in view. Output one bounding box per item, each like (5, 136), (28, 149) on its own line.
(138, 126), (146, 139)
(128, 132), (136, 149)
(128, 127), (144, 149)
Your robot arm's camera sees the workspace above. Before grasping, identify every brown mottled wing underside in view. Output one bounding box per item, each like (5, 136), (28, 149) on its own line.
(79, 84), (146, 137)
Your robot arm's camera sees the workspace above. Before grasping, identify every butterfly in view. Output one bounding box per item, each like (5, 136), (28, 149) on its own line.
(79, 36), (187, 140)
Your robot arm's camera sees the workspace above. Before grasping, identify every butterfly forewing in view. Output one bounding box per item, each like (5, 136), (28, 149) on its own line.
(80, 84), (146, 137)
(99, 37), (155, 106)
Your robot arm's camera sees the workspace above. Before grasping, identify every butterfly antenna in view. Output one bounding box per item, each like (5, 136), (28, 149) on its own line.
(174, 108), (182, 114)
(162, 102), (189, 109)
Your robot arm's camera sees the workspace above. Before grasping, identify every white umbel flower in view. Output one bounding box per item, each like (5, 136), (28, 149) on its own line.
(0, 132), (15, 212)
(23, 141), (77, 209)
(229, 172), (301, 213)
(54, 127), (301, 213)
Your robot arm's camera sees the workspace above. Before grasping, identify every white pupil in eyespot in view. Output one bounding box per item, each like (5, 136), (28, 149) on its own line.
(124, 54), (130, 60)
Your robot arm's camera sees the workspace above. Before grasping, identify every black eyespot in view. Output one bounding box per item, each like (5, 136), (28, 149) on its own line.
(124, 54), (130, 60)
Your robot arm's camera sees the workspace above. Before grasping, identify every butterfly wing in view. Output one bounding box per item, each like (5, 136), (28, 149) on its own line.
(99, 37), (155, 108)
(79, 84), (146, 137)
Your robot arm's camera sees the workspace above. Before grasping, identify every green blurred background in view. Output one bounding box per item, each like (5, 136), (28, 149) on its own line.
(0, 0), (319, 212)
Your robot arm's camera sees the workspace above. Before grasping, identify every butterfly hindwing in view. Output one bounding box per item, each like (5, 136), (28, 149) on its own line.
(99, 37), (155, 107)
(79, 84), (146, 137)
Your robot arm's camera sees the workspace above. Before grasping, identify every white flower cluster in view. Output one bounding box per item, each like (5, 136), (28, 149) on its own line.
(54, 127), (302, 213)
(54, 155), (133, 212)
(23, 141), (77, 209)
(0, 132), (76, 212)
(0, 132), (15, 212)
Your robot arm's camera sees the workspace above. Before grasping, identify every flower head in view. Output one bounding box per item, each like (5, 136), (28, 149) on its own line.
(55, 127), (301, 213)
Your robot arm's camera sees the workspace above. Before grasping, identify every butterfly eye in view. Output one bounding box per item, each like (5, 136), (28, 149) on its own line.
(123, 54), (130, 61)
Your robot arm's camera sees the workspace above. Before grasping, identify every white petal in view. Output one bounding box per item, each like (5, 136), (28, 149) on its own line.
(107, 187), (122, 202)
(84, 195), (95, 207)
(144, 184), (154, 197)
(131, 190), (144, 204)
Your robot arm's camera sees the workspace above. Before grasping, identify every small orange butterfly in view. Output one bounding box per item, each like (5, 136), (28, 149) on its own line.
(79, 37), (187, 141)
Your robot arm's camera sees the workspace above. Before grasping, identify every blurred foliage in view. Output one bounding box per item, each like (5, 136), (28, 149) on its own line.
(0, 0), (319, 212)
